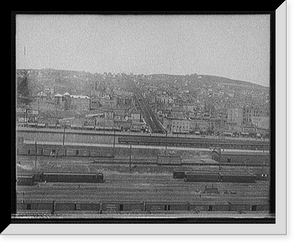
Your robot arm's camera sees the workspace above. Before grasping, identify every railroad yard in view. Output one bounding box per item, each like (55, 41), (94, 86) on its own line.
(14, 17), (275, 226)
(16, 162), (270, 218)
(15, 130), (271, 219)
(16, 126), (270, 218)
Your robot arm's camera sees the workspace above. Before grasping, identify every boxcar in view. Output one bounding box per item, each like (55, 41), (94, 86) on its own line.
(184, 171), (219, 182)
(189, 203), (210, 212)
(17, 175), (35, 186)
(77, 149), (90, 157)
(173, 169), (188, 179)
(17, 147), (30, 155)
(65, 149), (90, 157)
(66, 149), (77, 156)
(253, 204), (269, 211)
(55, 202), (76, 211)
(42, 148), (61, 157)
(17, 201), (54, 211)
(75, 202), (101, 212)
(17, 202), (31, 210)
(102, 202), (144, 212)
(117, 135), (269, 150)
(33, 173), (44, 182)
(41, 172), (104, 183)
(33, 202), (54, 211)
(190, 202), (232, 212)
(229, 204), (251, 212)
(145, 202), (189, 211)
(168, 202), (189, 211)
(122, 202), (145, 211)
(219, 172), (256, 183)
(42, 147), (66, 157)
(101, 202), (121, 211)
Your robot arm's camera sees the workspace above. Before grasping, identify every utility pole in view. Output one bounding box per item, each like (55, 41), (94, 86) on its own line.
(129, 144), (132, 171)
(25, 108), (28, 124)
(165, 129), (168, 154)
(113, 130), (116, 156)
(34, 140), (37, 169)
(112, 129), (116, 165)
(62, 126), (66, 146)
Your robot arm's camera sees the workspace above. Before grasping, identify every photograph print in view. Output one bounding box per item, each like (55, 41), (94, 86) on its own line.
(14, 13), (273, 220)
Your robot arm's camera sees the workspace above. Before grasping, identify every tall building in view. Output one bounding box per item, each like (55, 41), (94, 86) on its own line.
(242, 106), (269, 125)
(163, 117), (191, 134)
(190, 118), (209, 133)
(70, 94), (90, 111)
(54, 92), (90, 112)
(227, 108), (243, 126)
(251, 116), (269, 129)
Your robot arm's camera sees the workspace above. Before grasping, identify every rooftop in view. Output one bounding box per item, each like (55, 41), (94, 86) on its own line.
(71, 95), (90, 99)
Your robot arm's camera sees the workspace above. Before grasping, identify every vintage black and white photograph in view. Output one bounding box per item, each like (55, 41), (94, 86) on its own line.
(9, 8), (287, 234)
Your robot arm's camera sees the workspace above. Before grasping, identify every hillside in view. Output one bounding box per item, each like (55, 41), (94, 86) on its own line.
(16, 68), (269, 101)
(149, 73), (268, 89)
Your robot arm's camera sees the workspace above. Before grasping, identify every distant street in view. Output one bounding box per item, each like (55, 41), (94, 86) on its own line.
(133, 87), (165, 134)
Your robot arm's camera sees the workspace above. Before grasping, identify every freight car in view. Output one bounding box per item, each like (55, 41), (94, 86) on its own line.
(17, 144), (115, 158)
(16, 175), (35, 186)
(218, 172), (257, 183)
(118, 135), (269, 150)
(144, 201), (189, 212)
(102, 202), (145, 212)
(34, 172), (104, 183)
(175, 168), (268, 182)
(212, 151), (269, 164)
(184, 171), (220, 182)
(173, 169), (189, 179)
(181, 171), (257, 183)
(16, 200), (270, 214)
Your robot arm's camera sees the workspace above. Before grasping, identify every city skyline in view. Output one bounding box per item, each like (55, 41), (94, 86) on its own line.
(16, 14), (270, 86)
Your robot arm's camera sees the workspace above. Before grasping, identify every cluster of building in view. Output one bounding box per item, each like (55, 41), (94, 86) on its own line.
(16, 70), (270, 137)
(139, 76), (270, 137)
(17, 83), (147, 132)
(161, 105), (269, 137)
(54, 92), (90, 111)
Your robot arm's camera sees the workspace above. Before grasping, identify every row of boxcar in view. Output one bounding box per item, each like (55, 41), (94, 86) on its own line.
(118, 135), (269, 150)
(17, 173), (104, 186)
(17, 145), (114, 158)
(17, 200), (269, 213)
(19, 122), (123, 132)
(182, 162), (269, 167)
(173, 170), (268, 183)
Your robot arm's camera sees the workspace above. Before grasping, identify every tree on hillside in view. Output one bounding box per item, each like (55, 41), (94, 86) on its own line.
(17, 70), (32, 106)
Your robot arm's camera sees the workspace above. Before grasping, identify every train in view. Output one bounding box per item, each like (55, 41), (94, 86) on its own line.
(17, 144), (114, 158)
(118, 135), (269, 150)
(18, 122), (123, 132)
(173, 169), (268, 183)
(17, 175), (35, 186)
(17, 199), (270, 213)
(17, 172), (104, 185)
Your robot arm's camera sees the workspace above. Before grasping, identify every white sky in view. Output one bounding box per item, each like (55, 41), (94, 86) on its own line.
(16, 14), (270, 86)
